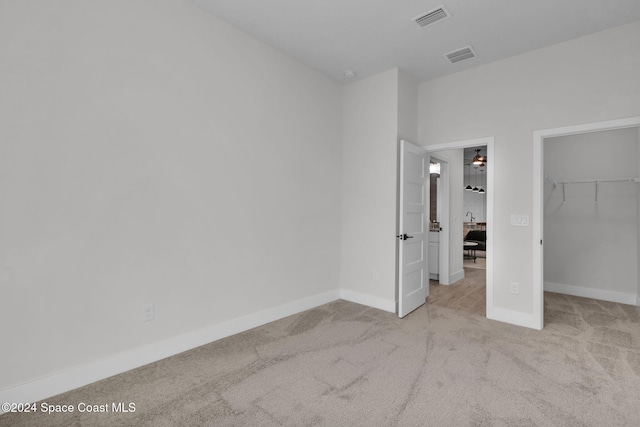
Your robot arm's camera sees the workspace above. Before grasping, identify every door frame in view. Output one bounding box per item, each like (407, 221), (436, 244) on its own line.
(429, 155), (450, 284)
(533, 116), (640, 329)
(425, 137), (494, 319)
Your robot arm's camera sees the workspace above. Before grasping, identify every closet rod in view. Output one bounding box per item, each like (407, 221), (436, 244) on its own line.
(553, 178), (638, 185)
(545, 176), (639, 204)
(544, 176), (557, 188)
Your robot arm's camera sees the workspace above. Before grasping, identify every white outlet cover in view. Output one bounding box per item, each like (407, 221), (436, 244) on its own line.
(141, 304), (155, 322)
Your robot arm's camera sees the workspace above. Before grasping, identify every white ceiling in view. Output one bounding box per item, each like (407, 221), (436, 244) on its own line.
(191, 0), (640, 84)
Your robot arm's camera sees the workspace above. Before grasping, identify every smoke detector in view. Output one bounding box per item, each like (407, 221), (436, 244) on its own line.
(343, 70), (356, 79)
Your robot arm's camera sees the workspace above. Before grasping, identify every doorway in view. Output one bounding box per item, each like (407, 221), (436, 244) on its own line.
(533, 116), (640, 330)
(428, 155), (450, 285)
(462, 146), (488, 272)
(425, 137), (495, 319)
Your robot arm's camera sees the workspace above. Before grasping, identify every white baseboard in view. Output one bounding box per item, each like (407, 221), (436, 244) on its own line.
(450, 269), (465, 284)
(487, 306), (542, 330)
(339, 289), (396, 313)
(0, 290), (340, 413)
(544, 281), (638, 306)
(637, 295), (640, 307)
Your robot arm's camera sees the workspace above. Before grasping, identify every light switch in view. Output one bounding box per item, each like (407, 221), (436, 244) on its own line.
(510, 214), (529, 226)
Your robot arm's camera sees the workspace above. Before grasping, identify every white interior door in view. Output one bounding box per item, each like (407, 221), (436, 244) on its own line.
(398, 140), (429, 318)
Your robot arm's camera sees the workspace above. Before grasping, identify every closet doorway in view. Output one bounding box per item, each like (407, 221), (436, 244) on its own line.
(533, 116), (640, 330)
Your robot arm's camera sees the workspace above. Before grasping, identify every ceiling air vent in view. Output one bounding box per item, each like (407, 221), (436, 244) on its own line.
(445, 46), (477, 64)
(413, 6), (450, 28)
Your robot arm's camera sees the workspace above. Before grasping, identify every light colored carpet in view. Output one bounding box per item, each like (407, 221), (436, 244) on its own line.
(2, 294), (640, 426)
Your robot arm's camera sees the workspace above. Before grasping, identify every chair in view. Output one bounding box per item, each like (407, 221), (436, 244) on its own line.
(464, 230), (486, 251)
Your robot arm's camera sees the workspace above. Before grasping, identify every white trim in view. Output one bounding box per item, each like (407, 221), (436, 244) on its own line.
(486, 307), (540, 330)
(532, 127), (544, 330)
(449, 269), (465, 284)
(427, 136), (495, 152)
(545, 282), (638, 306)
(339, 289), (396, 313)
(0, 290), (340, 412)
(425, 137), (495, 325)
(533, 117), (640, 140)
(485, 140), (495, 321)
(533, 116), (640, 331)
(430, 155), (450, 285)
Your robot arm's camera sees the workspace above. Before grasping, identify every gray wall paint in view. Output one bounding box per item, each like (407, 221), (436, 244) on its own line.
(0, 0), (342, 390)
(339, 69), (420, 307)
(398, 70), (419, 144)
(340, 69), (399, 305)
(544, 128), (638, 296)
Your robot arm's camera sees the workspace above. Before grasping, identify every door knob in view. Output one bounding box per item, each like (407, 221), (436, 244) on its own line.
(397, 234), (414, 240)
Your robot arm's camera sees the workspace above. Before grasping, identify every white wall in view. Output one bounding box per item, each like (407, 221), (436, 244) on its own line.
(544, 128), (638, 301)
(0, 0), (342, 392)
(398, 70), (419, 144)
(397, 70), (419, 298)
(339, 68), (419, 309)
(418, 20), (640, 315)
(340, 69), (399, 310)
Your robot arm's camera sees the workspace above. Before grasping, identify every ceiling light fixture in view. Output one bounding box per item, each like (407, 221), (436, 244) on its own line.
(471, 148), (488, 165)
(472, 167), (479, 192)
(472, 148), (484, 165)
(430, 162), (440, 175)
(343, 69), (356, 79)
(479, 170), (485, 194)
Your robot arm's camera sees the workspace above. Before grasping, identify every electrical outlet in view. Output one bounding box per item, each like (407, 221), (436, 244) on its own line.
(372, 271), (380, 282)
(510, 282), (519, 295)
(142, 303), (155, 322)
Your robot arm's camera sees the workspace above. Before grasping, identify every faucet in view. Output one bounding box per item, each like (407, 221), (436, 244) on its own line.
(466, 211), (475, 222)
